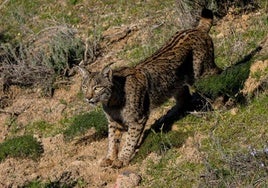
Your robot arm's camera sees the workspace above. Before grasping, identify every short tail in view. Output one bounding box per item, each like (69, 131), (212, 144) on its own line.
(196, 8), (213, 33)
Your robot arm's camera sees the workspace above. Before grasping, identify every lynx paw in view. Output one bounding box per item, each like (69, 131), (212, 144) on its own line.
(112, 159), (124, 169)
(100, 158), (113, 167)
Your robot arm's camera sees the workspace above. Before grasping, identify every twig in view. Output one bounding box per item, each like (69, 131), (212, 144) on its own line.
(189, 111), (210, 117)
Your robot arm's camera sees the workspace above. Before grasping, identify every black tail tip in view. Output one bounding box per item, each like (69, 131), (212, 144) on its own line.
(201, 8), (213, 20)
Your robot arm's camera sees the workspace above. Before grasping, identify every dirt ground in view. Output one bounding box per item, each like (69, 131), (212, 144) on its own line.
(0, 77), (141, 187)
(0, 20), (167, 187)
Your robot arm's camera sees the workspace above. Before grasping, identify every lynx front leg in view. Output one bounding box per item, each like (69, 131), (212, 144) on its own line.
(100, 121), (122, 167)
(112, 122), (144, 168)
(111, 73), (148, 168)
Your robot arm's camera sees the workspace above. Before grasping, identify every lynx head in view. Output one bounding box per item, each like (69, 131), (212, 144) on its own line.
(78, 65), (113, 105)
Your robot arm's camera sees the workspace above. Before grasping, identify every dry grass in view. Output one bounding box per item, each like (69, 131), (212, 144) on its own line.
(0, 26), (84, 96)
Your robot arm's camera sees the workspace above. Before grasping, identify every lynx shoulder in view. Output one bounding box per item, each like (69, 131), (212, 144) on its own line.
(79, 8), (221, 168)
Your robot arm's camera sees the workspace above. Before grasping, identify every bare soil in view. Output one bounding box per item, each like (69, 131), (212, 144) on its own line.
(0, 22), (159, 187)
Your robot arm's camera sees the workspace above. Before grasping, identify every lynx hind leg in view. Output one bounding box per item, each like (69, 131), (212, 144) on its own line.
(100, 121), (122, 167)
(175, 86), (191, 111)
(192, 50), (206, 80)
(192, 40), (221, 78)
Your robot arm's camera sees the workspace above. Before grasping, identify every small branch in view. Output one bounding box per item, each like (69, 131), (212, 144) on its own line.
(188, 111), (210, 118)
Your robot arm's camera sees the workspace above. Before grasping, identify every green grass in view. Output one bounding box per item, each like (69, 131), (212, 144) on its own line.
(4, 109), (108, 140)
(194, 59), (252, 99)
(0, 0), (81, 41)
(133, 130), (193, 164)
(22, 178), (86, 188)
(5, 117), (67, 138)
(25, 120), (62, 137)
(142, 93), (268, 187)
(0, 135), (43, 162)
(200, 147), (268, 187)
(213, 8), (268, 69)
(0, 0), (175, 44)
(63, 108), (108, 140)
(141, 149), (204, 187)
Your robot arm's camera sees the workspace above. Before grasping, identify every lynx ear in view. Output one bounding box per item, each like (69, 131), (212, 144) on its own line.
(101, 64), (113, 81)
(77, 66), (90, 78)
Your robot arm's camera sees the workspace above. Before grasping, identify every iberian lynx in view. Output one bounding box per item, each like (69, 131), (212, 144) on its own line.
(79, 8), (221, 168)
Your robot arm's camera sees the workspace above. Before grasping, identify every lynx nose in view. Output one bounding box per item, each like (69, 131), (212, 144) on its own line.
(85, 98), (97, 105)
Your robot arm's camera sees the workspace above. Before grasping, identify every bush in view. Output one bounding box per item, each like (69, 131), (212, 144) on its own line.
(0, 135), (44, 162)
(0, 26), (84, 95)
(63, 109), (108, 141)
(194, 60), (251, 99)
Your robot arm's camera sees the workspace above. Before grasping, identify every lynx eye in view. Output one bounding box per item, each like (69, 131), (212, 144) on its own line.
(93, 86), (103, 93)
(82, 85), (88, 91)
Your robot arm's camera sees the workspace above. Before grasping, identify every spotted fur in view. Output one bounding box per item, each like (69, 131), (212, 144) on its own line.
(79, 8), (221, 168)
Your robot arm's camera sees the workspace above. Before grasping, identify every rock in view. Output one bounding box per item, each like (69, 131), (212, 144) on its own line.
(113, 171), (142, 188)
(230, 108), (239, 116)
(241, 60), (268, 96)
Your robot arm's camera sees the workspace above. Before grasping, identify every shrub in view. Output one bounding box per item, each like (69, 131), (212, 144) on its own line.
(194, 60), (251, 99)
(63, 109), (108, 141)
(0, 135), (44, 162)
(0, 26), (85, 95)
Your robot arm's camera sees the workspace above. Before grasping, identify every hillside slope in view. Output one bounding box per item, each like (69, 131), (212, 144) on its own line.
(0, 0), (267, 187)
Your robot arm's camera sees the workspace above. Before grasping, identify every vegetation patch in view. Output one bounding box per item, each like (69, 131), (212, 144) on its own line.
(142, 93), (268, 187)
(23, 178), (86, 188)
(0, 26), (84, 95)
(133, 130), (192, 163)
(201, 146), (268, 187)
(142, 149), (203, 187)
(0, 135), (43, 162)
(63, 109), (108, 141)
(0, 0), (267, 187)
(25, 120), (61, 138)
(194, 60), (251, 99)
(199, 94), (268, 186)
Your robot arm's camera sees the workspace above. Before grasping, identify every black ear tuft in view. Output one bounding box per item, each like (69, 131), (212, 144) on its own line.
(201, 8), (213, 20)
